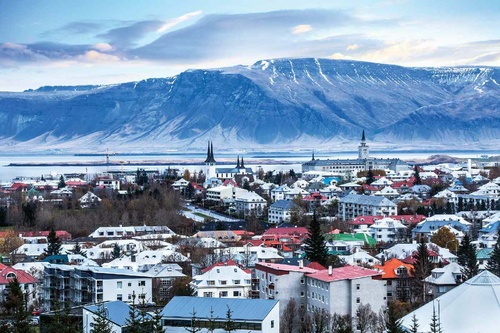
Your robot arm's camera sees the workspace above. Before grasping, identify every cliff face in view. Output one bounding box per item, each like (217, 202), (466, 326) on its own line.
(0, 58), (498, 151)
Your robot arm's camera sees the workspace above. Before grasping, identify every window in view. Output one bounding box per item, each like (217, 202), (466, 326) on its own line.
(387, 280), (392, 286)
(233, 291), (240, 297)
(356, 284), (360, 290)
(138, 280), (146, 287)
(117, 294), (122, 301)
(207, 280), (215, 286)
(301, 291), (305, 297)
(128, 282), (132, 287)
(356, 297), (360, 304)
(117, 281), (122, 289)
(234, 280), (240, 285)
(220, 291), (228, 297)
(220, 280), (227, 285)
(271, 320), (274, 328)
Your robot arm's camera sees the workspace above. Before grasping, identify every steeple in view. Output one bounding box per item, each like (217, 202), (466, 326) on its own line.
(240, 156), (245, 169)
(312, 150), (315, 161)
(236, 155), (241, 169)
(205, 141), (216, 164)
(361, 129), (366, 142)
(358, 130), (369, 159)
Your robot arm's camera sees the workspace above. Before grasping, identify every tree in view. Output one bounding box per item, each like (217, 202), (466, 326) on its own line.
(45, 300), (81, 333)
(58, 175), (66, 189)
(205, 306), (218, 333)
(366, 168), (375, 185)
(111, 242), (122, 259)
(331, 313), (353, 333)
(69, 241), (87, 257)
(183, 169), (191, 181)
(384, 302), (404, 333)
(428, 303), (443, 333)
(0, 229), (24, 254)
(150, 307), (164, 333)
(243, 180), (251, 191)
(355, 303), (377, 333)
(457, 233), (478, 280)
(125, 292), (147, 333)
(22, 200), (38, 227)
(90, 303), (113, 333)
(409, 314), (419, 333)
(45, 227), (62, 256)
(303, 212), (328, 266)
(4, 277), (33, 333)
(412, 238), (434, 303)
(224, 306), (235, 333)
(280, 298), (297, 333)
(486, 228), (500, 277)
(430, 226), (458, 252)
(413, 166), (422, 185)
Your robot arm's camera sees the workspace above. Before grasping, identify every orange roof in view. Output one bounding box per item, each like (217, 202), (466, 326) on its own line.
(374, 258), (414, 279)
(0, 267), (38, 285)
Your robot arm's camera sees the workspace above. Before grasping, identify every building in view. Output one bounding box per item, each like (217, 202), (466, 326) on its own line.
(267, 200), (301, 224)
(42, 264), (154, 310)
(412, 214), (471, 240)
(368, 217), (407, 243)
(374, 258), (414, 302)
(400, 271), (500, 333)
(338, 194), (398, 220)
(302, 132), (409, 175)
(424, 262), (464, 298)
(160, 296), (280, 333)
(305, 265), (386, 317)
(83, 300), (151, 333)
(0, 265), (38, 310)
(234, 192), (267, 217)
(191, 260), (252, 298)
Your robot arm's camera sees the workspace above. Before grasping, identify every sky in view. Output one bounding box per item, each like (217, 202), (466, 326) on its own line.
(0, 0), (499, 91)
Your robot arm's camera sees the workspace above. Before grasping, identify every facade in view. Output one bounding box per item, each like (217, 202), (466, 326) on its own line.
(191, 260), (252, 298)
(267, 200), (301, 224)
(412, 214), (471, 240)
(424, 262), (464, 298)
(42, 264), (154, 310)
(373, 258), (414, 302)
(0, 265), (38, 310)
(368, 217), (407, 243)
(339, 194), (398, 221)
(235, 192), (267, 217)
(83, 300), (151, 333)
(160, 296), (280, 333)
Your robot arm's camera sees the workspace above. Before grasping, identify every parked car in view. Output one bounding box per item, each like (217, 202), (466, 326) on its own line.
(32, 307), (44, 315)
(30, 316), (40, 326)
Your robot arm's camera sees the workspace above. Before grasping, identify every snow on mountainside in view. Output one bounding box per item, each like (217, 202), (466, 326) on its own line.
(0, 58), (498, 152)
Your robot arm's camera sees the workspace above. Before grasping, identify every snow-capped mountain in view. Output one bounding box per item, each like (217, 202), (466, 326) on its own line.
(0, 58), (498, 152)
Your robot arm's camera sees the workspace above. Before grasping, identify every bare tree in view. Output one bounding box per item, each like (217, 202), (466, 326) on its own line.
(280, 298), (298, 333)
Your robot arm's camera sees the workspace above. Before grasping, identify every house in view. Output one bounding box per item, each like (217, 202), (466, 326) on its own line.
(374, 258), (414, 302)
(338, 194), (398, 221)
(78, 191), (101, 208)
(160, 296), (280, 333)
(368, 217), (407, 243)
(270, 185), (291, 202)
(268, 200), (302, 224)
(219, 244), (283, 267)
(206, 185), (249, 204)
(412, 214), (471, 240)
(191, 260), (252, 298)
(0, 265), (38, 309)
(424, 262), (464, 298)
(95, 177), (120, 190)
(234, 192), (267, 217)
(88, 225), (174, 239)
(400, 271), (500, 333)
(83, 300), (151, 333)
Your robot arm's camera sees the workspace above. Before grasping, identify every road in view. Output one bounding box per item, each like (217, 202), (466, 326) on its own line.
(180, 202), (239, 222)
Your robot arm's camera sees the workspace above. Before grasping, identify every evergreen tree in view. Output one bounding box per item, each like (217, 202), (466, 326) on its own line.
(243, 180), (251, 191)
(69, 242), (87, 257)
(185, 308), (202, 333)
(303, 212), (328, 266)
(46, 300), (81, 333)
(413, 166), (422, 185)
(486, 228), (500, 277)
(385, 302), (404, 333)
(412, 238), (434, 303)
(428, 303), (443, 333)
(112, 243), (122, 259)
(45, 227), (62, 256)
(150, 307), (164, 333)
(366, 168), (375, 185)
(58, 175), (66, 189)
(224, 306), (235, 333)
(409, 314), (419, 333)
(457, 233), (478, 280)
(4, 277), (33, 333)
(124, 292), (147, 333)
(90, 303), (113, 333)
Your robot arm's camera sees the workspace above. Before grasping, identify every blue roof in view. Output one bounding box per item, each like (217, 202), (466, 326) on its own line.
(160, 297), (278, 322)
(413, 221), (470, 234)
(323, 177), (341, 185)
(270, 200), (298, 210)
(84, 301), (150, 327)
(480, 221), (500, 234)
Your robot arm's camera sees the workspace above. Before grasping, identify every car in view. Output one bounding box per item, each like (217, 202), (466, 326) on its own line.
(32, 307), (44, 316)
(30, 316), (39, 326)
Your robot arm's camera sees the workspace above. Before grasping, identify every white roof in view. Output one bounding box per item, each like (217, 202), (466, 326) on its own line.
(424, 262), (463, 285)
(401, 271), (500, 333)
(369, 217), (406, 229)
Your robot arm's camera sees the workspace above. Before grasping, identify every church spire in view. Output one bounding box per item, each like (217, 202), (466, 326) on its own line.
(241, 156), (245, 169)
(312, 150), (315, 161)
(236, 155), (241, 169)
(205, 141), (216, 164)
(361, 129), (366, 142)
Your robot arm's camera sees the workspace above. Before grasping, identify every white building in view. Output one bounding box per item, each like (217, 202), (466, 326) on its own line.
(338, 194), (398, 220)
(235, 192), (267, 217)
(206, 185), (249, 203)
(368, 217), (407, 243)
(192, 260), (252, 298)
(268, 200), (301, 224)
(83, 300), (150, 333)
(88, 225), (175, 239)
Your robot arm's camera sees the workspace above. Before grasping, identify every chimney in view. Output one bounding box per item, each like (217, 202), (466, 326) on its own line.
(328, 265), (333, 276)
(299, 260), (303, 269)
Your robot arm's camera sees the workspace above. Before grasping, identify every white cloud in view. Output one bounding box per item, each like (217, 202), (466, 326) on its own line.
(346, 44), (359, 51)
(93, 43), (114, 52)
(78, 50), (120, 63)
(362, 39), (438, 63)
(328, 52), (352, 60)
(291, 24), (313, 35)
(157, 10), (203, 33)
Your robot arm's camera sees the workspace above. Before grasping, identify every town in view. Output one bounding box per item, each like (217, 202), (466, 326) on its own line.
(0, 133), (499, 333)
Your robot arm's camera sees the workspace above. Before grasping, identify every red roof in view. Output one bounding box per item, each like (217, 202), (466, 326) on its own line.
(392, 179), (415, 189)
(303, 193), (327, 201)
(245, 240), (264, 246)
(360, 184), (378, 191)
(222, 179), (238, 187)
(20, 230), (72, 241)
(201, 259), (239, 273)
(263, 227), (309, 238)
(307, 262), (326, 270)
(0, 267), (38, 285)
(306, 265), (381, 282)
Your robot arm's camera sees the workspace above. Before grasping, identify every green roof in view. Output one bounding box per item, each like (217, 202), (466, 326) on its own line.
(476, 248), (494, 260)
(325, 233), (376, 247)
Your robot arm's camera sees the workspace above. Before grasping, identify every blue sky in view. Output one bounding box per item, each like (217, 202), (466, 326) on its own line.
(0, 0), (498, 91)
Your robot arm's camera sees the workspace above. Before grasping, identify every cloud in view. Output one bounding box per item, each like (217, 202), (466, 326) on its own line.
(77, 50), (120, 63)
(40, 21), (102, 38)
(97, 20), (165, 49)
(346, 44), (359, 51)
(92, 43), (114, 52)
(157, 10), (203, 33)
(291, 24), (313, 35)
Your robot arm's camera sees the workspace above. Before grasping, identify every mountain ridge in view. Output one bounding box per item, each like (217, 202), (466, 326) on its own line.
(0, 58), (498, 152)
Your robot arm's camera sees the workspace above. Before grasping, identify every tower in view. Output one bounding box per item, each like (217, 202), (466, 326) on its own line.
(205, 141), (217, 179)
(358, 130), (369, 159)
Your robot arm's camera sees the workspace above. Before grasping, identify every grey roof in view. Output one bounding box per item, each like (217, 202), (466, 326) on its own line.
(400, 270), (500, 333)
(85, 301), (150, 327)
(160, 296), (278, 322)
(270, 200), (299, 210)
(340, 194), (397, 207)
